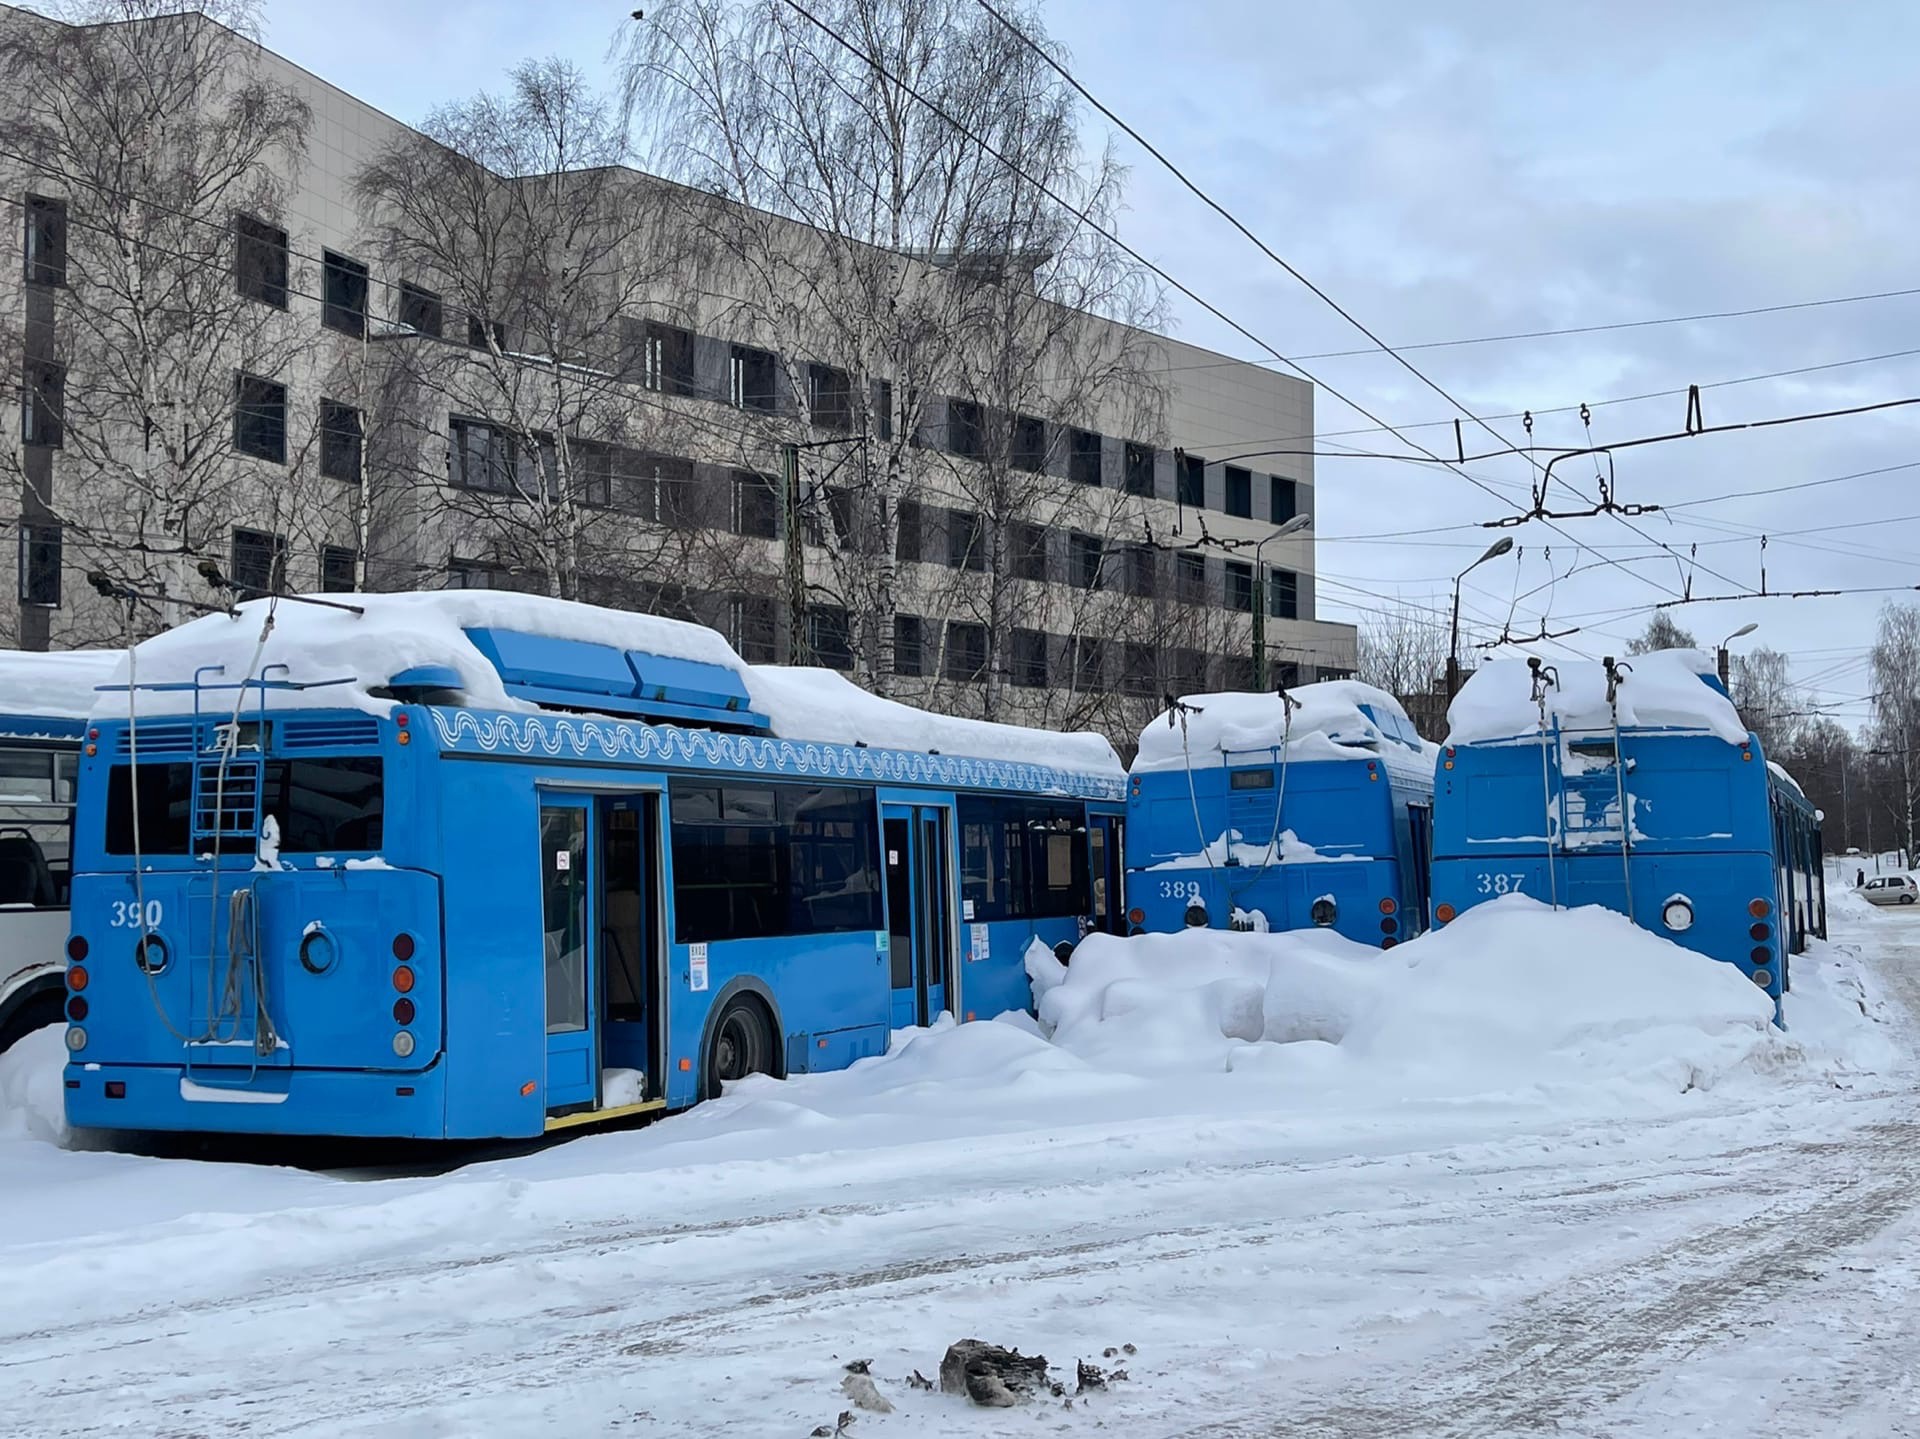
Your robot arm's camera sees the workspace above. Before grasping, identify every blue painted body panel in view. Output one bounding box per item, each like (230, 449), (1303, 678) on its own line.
(66, 689), (1121, 1139)
(1124, 749), (1434, 947)
(1430, 723), (1824, 1005)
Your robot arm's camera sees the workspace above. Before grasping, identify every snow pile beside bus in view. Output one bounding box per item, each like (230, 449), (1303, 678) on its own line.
(0, 1028), (68, 1146)
(1028, 897), (1781, 1102)
(1447, 649), (1748, 746)
(1134, 681), (1427, 772)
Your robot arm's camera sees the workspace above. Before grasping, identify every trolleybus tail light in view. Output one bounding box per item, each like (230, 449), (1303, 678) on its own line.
(1749, 922), (1771, 942)
(1381, 937), (1397, 949)
(1749, 898), (1771, 918)
(65, 1026), (86, 1051)
(1127, 907), (1144, 926)
(1749, 946), (1771, 965)
(392, 933), (416, 962)
(392, 966), (415, 994)
(1309, 897), (1337, 927)
(1752, 969), (1773, 989)
(66, 965), (88, 991)
(392, 1031), (416, 1059)
(1661, 898), (1694, 932)
(1380, 916), (1398, 935)
(1435, 903), (1456, 924)
(67, 995), (88, 1022)
(393, 997), (415, 1025)
(1378, 897), (1397, 915)
(66, 935), (87, 962)
(104, 1081), (124, 1099)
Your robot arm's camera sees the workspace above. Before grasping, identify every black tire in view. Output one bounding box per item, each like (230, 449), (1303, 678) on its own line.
(704, 997), (775, 1099)
(0, 987), (65, 1055)
(1901, 894), (1914, 905)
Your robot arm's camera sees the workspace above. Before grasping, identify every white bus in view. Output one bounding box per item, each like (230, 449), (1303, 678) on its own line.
(0, 649), (120, 1052)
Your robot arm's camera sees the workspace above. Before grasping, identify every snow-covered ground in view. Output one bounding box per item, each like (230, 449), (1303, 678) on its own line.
(3, 893), (1919, 1437)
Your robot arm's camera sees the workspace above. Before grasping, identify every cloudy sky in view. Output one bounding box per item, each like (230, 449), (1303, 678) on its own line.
(265, 0), (1920, 730)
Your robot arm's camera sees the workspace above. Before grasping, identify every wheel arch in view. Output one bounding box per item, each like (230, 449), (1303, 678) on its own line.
(0, 973), (65, 1054)
(695, 976), (786, 1100)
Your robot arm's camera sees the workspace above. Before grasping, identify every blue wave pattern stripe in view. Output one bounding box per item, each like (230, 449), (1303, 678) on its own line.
(424, 707), (1127, 802)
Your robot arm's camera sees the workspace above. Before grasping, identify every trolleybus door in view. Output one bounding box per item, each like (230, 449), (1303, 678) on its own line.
(539, 797), (599, 1113)
(1088, 814), (1126, 934)
(885, 803), (953, 1029)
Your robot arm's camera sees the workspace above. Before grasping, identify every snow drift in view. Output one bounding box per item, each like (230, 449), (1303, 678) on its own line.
(1028, 896), (1782, 1101)
(0, 648), (122, 719)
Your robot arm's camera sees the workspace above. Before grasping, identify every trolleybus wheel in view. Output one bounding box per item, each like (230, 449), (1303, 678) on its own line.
(706, 997), (774, 1097)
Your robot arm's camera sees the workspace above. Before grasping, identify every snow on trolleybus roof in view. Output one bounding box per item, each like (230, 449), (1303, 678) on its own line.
(1445, 648), (1749, 748)
(94, 591), (1122, 776)
(0, 649), (123, 723)
(1134, 680), (1433, 775)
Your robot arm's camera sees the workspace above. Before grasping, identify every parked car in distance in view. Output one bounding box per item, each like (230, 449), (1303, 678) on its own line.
(1861, 874), (1919, 906)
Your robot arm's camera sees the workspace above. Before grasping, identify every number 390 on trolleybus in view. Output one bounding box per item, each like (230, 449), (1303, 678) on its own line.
(62, 594), (1127, 1139)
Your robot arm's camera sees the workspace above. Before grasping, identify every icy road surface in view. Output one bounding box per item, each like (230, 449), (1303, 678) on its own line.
(3, 894), (1918, 1438)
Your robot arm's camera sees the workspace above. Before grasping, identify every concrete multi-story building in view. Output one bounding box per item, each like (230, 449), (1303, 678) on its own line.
(0, 4), (1354, 749)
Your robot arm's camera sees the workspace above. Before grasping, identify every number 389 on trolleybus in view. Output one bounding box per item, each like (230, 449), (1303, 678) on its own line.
(62, 594), (1128, 1139)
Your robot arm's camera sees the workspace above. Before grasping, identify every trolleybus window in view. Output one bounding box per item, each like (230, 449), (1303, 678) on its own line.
(0, 746), (78, 905)
(669, 780), (883, 944)
(105, 758), (384, 855)
(955, 795), (1089, 922)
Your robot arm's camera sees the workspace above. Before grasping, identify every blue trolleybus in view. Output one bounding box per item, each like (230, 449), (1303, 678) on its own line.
(1430, 650), (1825, 1003)
(1123, 682), (1437, 946)
(0, 649), (121, 1054)
(62, 594), (1127, 1139)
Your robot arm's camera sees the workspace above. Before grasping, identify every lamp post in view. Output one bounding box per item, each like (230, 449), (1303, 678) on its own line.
(1717, 621), (1758, 689)
(1447, 537), (1514, 700)
(1251, 512), (1312, 691)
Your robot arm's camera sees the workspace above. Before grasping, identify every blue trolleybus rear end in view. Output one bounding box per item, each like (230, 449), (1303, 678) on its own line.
(63, 595), (1127, 1139)
(1430, 651), (1824, 1005)
(1123, 683), (1436, 946)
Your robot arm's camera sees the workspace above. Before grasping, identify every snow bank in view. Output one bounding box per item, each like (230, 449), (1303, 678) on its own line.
(1448, 648), (1748, 747)
(1031, 897), (1781, 1101)
(95, 592), (1120, 774)
(1135, 680), (1425, 772)
(0, 649), (122, 720)
(0, 1028), (69, 1147)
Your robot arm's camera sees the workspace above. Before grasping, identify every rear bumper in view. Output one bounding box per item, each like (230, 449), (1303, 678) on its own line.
(63, 1060), (456, 1139)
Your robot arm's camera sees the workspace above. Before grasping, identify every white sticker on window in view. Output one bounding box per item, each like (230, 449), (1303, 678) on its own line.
(888, 849), (899, 865)
(689, 942), (709, 992)
(555, 850), (571, 871)
(962, 898), (975, 921)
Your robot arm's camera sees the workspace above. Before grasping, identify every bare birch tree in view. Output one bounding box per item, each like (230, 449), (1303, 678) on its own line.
(355, 59), (736, 605)
(0, 0), (314, 641)
(618, 0), (1167, 697)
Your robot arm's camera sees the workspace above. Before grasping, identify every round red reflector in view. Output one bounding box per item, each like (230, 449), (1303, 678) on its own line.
(392, 933), (416, 962)
(1381, 937), (1397, 949)
(66, 935), (88, 963)
(1127, 908), (1145, 925)
(393, 997), (416, 1025)
(1750, 947), (1771, 965)
(1748, 898), (1772, 918)
(67, 995), (88, 1022)
(392, 966), (415, 994)
(1380, 916), (1398, 934)
(395, 713), (409, 727)
(66, 966), (88, 992)
(1435, 903), (1456, 924)
(1378, 897), (1397, 915)
(1749, 922), (1770, 942)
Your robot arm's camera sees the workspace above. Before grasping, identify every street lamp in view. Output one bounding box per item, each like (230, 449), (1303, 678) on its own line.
(1717, 621), (1758, 688)
(1251, 512), (1313, 691)
(1447, 537), (1514, 700)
